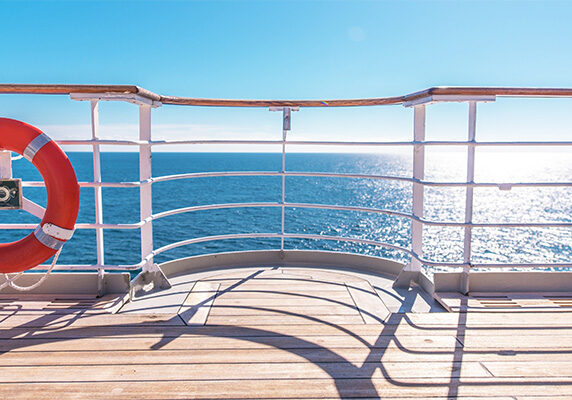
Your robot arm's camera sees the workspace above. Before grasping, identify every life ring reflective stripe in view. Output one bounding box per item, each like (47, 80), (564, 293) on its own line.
(0, 118), (80, 273)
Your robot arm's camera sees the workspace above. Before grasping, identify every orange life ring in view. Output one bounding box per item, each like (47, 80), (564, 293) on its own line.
(0, 118), (80, 273)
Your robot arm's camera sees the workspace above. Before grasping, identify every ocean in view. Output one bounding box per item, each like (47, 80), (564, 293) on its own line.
(1, 151), (571, 270)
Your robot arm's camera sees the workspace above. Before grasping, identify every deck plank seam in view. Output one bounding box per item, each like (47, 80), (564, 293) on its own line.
(344, 282), (366, 324)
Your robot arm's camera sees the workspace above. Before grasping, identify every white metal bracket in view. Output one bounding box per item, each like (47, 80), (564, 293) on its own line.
(129, 264), (172, 300)
(392, 263), (420, 289)
(403, 95), (496, 107)
(70, 93), (162, 108)
(269, 107), (300, 112)
(269, 107), (299, 131)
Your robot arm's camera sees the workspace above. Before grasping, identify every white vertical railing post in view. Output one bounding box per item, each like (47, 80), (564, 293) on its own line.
(0, 151), (12, 178)
(410, 104), (426, 272)
(461, 101), (477, 294)
(90, 100), (105, 293)
(139, 104), (154, 271)
(280, 107), (291, 251)
(393, 103), (426, 288)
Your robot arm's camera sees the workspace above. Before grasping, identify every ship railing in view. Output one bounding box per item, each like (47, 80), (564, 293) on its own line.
(1, 85), (571, 293)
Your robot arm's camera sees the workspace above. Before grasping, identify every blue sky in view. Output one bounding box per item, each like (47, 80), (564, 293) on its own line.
(1, 0), (572, 149)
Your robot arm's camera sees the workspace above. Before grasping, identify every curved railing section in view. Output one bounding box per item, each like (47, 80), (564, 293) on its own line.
(1, 85), (572, 286)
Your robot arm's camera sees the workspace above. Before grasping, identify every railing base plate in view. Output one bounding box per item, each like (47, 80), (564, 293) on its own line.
(130, 267), (172, 300)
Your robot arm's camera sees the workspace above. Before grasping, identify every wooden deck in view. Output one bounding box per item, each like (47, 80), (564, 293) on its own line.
(1, 267), (572, 399)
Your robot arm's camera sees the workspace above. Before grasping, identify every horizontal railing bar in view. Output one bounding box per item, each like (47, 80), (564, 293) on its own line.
(285, 203), (572, 228)
(469, 141), (572, 147)
(52, 139), (572, 147)
(467, 221), (572, 228)
(151, 202), (282, 220)
(286, 202), (413, 219)
(22, 181), (141, 188)
(288, 140), (572, 147)
(285, 171), (414, 182)
(0, 222), (142, 230)
(149, 171), (282, 184)
(471, 262), (572, 269)
(150, 139), (283, 146)
(422, 181), (572, 188)
(20, 176), (572, 189)
(151, 233), (284, 256)
(149, 170), (572, 189)
(30, 263), (144, 272)
(284, 140), (415, 146)
(57, 139), (145, 146)
(3, 200), (571, 230)
(29, 258), (572, 272)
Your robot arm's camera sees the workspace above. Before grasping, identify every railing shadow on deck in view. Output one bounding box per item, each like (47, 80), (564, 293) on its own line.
(2, 271), (572, 398)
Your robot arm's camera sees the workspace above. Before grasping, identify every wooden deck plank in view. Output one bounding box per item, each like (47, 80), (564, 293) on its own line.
(0, 334), (459, 352)
(3, 324), (572, 341)
(3, 310), (572, 329)
(218, 282), (350, 291)
(0, 313), (185, 328)
(206, 314), (367, 325)
(280, 268), (367, 283)
(207, 305), (360, 316)
(390, 312), (572, 327)
(178, 282), (219, 325)
(459, 335), (572, 349)
(212, 297), (358, 307)
(0, 294), (127, 314)
(213, 290), (355, 300)
(346, 281), (391, 324)
(483, 361), (572, 378)
(0, 361), (491, 382)
(3, 347), (572, 366)
(1, 379), (572, 399)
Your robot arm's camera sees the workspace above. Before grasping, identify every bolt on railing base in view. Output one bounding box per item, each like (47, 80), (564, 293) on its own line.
(129, 265), (172, 300)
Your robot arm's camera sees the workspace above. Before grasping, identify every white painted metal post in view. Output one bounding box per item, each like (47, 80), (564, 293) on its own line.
(281, 107), (291, 251)
(139, 105), (154, 271)
(461, 101), (477, 294)
(410, 105), (426, 271)
(0, 151), (11, 178)
(90, 101), (105, 270)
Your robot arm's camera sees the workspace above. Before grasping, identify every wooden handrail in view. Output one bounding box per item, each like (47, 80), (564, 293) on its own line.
(158, 95), (406, 107)
(1, 84), (572, 107)
(0, 84), (161, 101)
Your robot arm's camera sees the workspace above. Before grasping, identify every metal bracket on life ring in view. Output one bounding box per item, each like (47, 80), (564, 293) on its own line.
(0, 118), (80, 274)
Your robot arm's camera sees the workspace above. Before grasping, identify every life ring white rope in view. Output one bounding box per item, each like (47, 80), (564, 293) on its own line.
(0, 247), (62, 292)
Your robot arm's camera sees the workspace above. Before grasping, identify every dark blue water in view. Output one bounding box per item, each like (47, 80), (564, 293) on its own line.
(1, 152), (571, 269)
